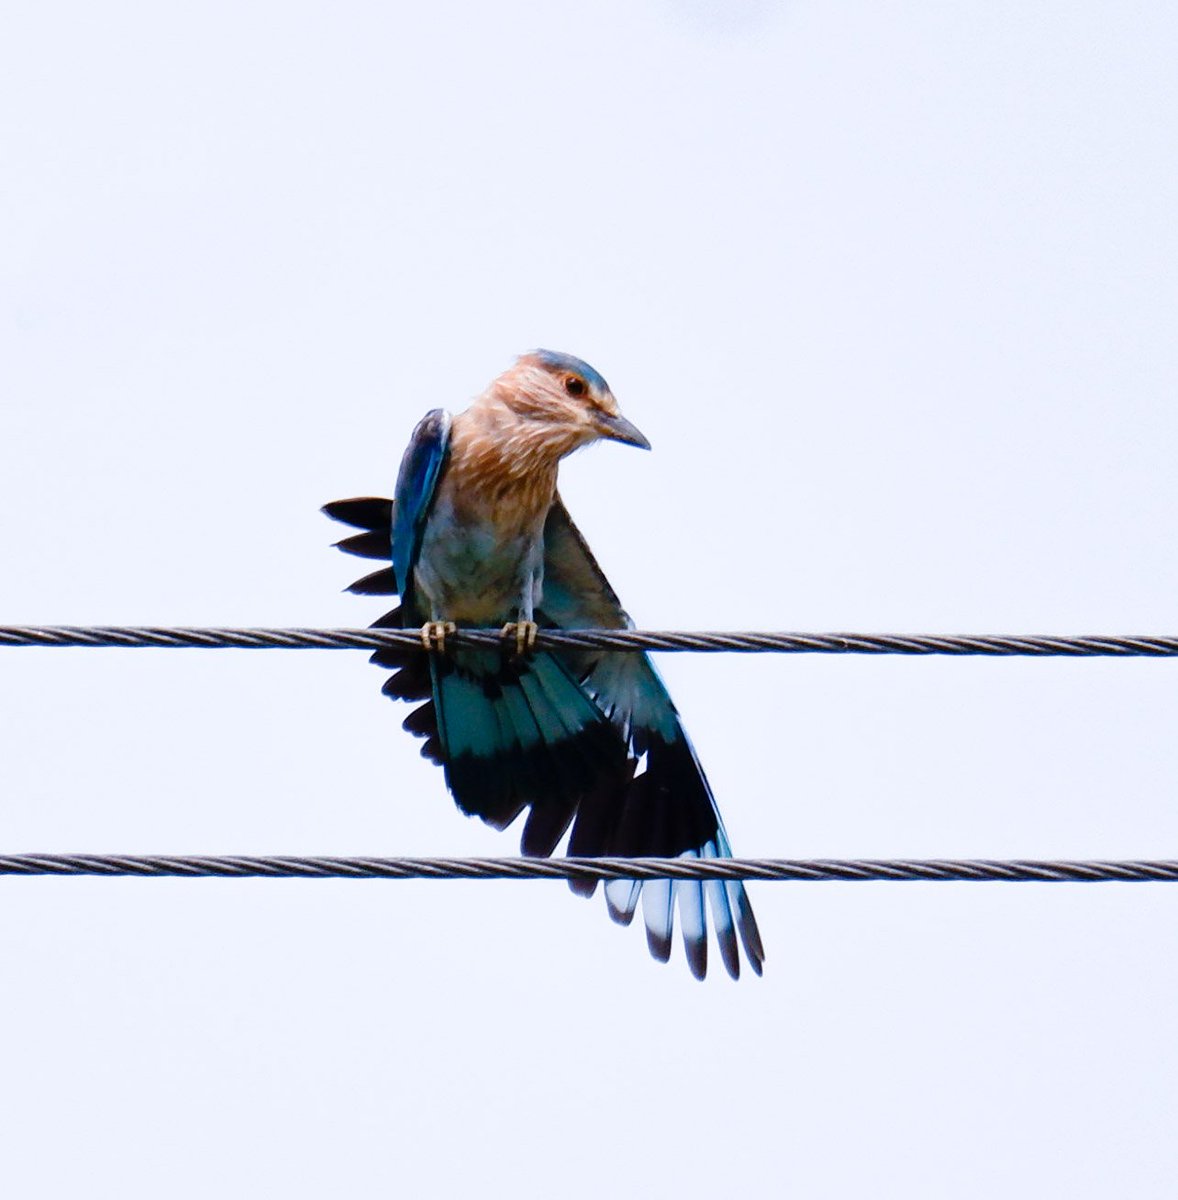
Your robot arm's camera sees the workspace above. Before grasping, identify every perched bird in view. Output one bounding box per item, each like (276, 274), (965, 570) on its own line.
(324, 350), (763, 978)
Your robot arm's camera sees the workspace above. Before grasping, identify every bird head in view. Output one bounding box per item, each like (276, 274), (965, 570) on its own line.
(487, 350), (651, 455)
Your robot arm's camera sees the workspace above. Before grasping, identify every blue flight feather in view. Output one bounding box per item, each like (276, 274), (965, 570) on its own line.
(391, 409), (451, 600)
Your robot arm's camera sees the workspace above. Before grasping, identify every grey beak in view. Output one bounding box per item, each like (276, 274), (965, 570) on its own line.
(599, 412), (651, 451)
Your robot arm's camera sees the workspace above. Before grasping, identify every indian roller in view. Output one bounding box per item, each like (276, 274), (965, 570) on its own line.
(324, 350), (764, 978)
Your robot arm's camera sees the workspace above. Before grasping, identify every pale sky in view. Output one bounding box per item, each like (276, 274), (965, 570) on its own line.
(2, 2), (1178, 1195)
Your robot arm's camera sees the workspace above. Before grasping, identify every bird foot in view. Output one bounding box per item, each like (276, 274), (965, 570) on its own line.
(420, 621), (457, 653)
(500, 620), (539, 657)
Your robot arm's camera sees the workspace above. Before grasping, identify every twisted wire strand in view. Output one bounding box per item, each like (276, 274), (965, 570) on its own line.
(3, 625), (1178, 656)
(2, 854), (1178, 883)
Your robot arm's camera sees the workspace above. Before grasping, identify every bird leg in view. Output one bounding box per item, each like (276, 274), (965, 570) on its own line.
(500, 621), (539, 657)
(420, 620), (457, 653)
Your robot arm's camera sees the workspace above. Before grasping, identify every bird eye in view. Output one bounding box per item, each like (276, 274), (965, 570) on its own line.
(564, 376), (586, 397)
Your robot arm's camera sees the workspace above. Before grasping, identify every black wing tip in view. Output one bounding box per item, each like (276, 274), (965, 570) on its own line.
(322, 497), (393, 530)
(370, 606), (402, 629)
(718, 934), (741, 981)
(606, 891), (638, 927)
(521, 805), (578, 860)
(685, 939), (708, 981)
(334, 530), (390, 560)
(645, 927), (673, 963)
(736, 903), (766, 974)
(346, 567), (398, 595)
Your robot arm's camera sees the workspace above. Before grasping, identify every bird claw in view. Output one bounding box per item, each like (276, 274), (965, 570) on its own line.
(500, 621), (539, 657)
(421, 621), (457, 653)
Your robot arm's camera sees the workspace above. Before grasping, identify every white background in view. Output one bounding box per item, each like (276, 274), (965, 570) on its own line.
(3, 1), (1177, 1194)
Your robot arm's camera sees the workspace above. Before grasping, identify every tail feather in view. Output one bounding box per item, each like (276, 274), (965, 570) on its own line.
(515, 659), (610, 854)
(702, 840), (741, 980)
(565, 768), (631, 898)
(642, 878), (674, 963)
(433, 650), (629, 850)
(605, 878), (641, 925)
(322, 497), (393, 532)
(385, 667), (431, 703)
(402, 701), (437, 738)
(347, 566), (398, 595)
(521, 795), (578, 859)
(732, 887), (765, 976)
(334, 530), (390, 559)
(489, 685), (543, 833)
(716, 828), (764, 975)
(677, 869), (708, 981)
(434, 663), (521, 827)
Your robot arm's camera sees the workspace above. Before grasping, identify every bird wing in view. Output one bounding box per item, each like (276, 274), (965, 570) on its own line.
(320, 408), (449, 606)
(321, 409), (451, 763)
(537, 495), (630, 631)
(391, 408), (451, 603)
(538, 498), (764, 979)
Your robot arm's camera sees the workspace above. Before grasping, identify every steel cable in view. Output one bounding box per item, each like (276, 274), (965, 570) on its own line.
(3, 625), (1178, 655)
(2, 854), (1178, 883)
